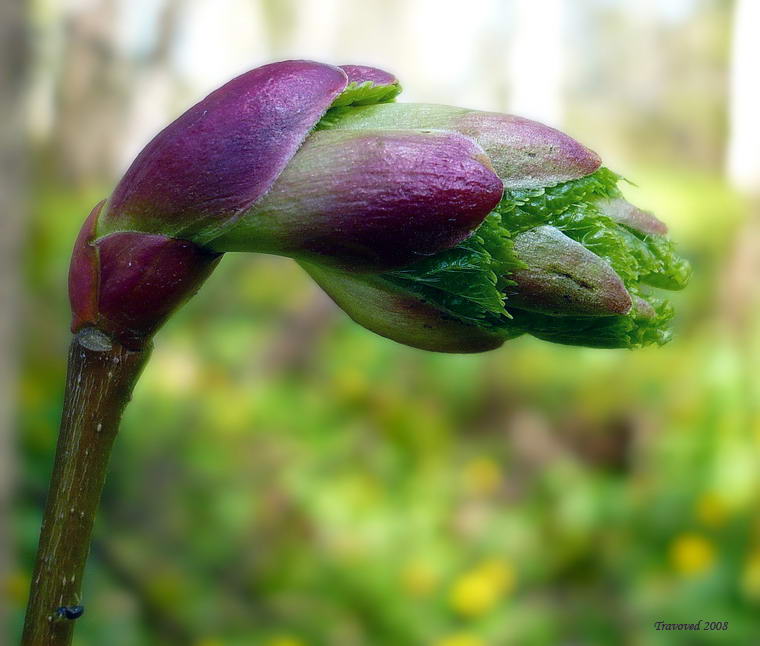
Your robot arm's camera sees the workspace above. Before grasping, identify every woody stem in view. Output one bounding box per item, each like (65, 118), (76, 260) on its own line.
(22, 328), (151, 646)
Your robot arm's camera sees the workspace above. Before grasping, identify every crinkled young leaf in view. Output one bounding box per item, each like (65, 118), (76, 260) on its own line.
(384, 213), (521, 325)
(497, 168), (691, 293)
(376, 167), (691, 349)
(329, 80), (402, 107)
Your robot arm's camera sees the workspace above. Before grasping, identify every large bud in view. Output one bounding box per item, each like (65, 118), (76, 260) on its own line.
(68, 59), (689, 352)
(68, 61), (502, 348)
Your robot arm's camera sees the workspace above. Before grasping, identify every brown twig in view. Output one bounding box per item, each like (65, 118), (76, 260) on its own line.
(22, 327), (151, 646)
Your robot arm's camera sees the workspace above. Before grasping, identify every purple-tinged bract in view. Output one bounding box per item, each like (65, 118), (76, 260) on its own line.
(209, 129), (503, 270)
(101, 60), (349, 243)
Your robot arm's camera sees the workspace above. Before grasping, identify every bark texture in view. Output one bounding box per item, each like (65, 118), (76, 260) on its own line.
(22, 329), (151, 646)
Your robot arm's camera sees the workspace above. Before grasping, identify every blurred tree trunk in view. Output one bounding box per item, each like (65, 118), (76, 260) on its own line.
(50, 0), (125, 186)
(727, 0), (760, 194)
(0, 0), (28, 636)
(118, 0), (186, 172)
(52, 0), (188, 185)
(721, 0), (760, 333)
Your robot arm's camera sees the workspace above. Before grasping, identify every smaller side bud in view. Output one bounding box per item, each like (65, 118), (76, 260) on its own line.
(69, 202), (221, 348)
(506, 226), (632, 317)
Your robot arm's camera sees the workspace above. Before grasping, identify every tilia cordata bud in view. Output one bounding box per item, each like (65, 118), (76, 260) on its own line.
(36, 59), (691, 646)
(69, 60), (689, 352)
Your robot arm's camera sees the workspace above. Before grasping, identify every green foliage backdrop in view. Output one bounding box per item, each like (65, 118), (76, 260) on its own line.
(10, 166), (760, 644)
(6, 1), (760, 644)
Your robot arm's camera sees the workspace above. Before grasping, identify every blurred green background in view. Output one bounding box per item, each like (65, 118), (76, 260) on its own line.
(2, 0), (760, 644)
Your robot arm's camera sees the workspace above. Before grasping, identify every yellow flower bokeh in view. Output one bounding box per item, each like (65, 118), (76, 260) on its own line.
(669, 533), (716, 577)
(433, 633), (487, 646)
(448, 558), (515, 617)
